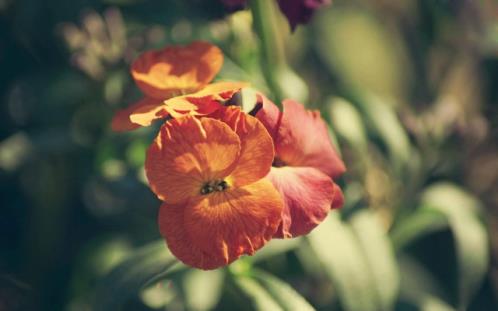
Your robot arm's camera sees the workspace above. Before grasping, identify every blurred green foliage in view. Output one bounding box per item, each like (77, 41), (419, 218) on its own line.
(1, 0), (498, 310)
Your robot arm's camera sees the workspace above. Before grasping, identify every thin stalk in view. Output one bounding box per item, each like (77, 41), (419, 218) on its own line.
(249, 0), (308, 105)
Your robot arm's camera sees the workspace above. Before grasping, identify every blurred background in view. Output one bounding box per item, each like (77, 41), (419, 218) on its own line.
(1, 0), (497, 310)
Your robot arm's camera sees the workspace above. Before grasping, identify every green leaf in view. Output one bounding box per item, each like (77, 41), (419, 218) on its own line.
(350, 210), (400, 311)
(252, 269), (315, 311)
(327, 124), (342, 157)
(0, 132), (32, 171)
(391, 183), (488, 308)
(140, 280), (177, 309)
(250, 0), (308, 104)
(390, 208), (449, 251)
(103, 70), (126, 104)
(314, 8), (410, 102)
(250, 238), (303, 263)
(306, 213), (378, 311)
(93, 240), (179, 311)
(218, 56), (268, 93)
(125, 139), (148, 168)
(402, 294), (456, 311)
(233, 275), (284, 311)
(412, 296), (455, 311)
(421, 183), (489, 309)
(355, 94), (412, 173)
(398, 256), (455, 311)
(182, 269), (224, 311)
(327, 97), (368, 153)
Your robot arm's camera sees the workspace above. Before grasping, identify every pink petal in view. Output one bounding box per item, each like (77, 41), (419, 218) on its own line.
(253, 93), (282, 140)
(331, 182), (344, 209)
(267, 166), (338, 238)
(256, 98), (346, 179)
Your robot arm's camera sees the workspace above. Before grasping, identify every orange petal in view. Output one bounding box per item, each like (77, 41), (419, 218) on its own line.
(129, 81), (248, 126)
(267, 166), (336, 238)
(158, 179), (283, 270)
(163, 81), (249, 117)
(145, 116), (241, 204)
(211, 106), (275, 187)
(162, 97), (222, 119)
(111, 97), (164, 132)
(128, 104), (169, 127)
(258, 99), (346, 179)
(131, 41), (223, 99)
(186, 81), (249, 98)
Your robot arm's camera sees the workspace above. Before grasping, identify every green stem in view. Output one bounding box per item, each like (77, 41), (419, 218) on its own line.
(249, 0), (285, 103)
(249, 0), (308, 105)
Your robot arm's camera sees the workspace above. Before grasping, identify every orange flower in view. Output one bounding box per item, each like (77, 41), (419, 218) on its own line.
(254, 96), (346, 238)
(146, 106), (283, 270)
(111, 41), (247, 131)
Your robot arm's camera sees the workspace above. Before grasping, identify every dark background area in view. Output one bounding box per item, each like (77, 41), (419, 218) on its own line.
(1, 0), (497, 310)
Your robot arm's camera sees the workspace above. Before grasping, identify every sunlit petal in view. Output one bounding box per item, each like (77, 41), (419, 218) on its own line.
(131, 41), (223, 99)
(158, 179), (283, 270)
(211, 106), (275, 187)
(146, 116), (240, 204)
(127, 81), (247, 127)
(111, 97), (164, 131)
(187, 81), (249, 98)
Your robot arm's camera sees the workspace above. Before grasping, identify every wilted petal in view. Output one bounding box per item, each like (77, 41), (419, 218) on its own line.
(268, 166), (337, 238)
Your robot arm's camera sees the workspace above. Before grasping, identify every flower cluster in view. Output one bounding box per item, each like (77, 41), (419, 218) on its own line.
(112, 41), (345, 270)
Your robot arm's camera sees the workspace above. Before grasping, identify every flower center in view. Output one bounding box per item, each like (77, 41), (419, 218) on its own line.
(200, 180), (229, 195)
(272, 157), (287, 167)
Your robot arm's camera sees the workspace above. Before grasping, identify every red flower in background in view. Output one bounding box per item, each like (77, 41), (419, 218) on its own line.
(277, 0), (331, 30)
(221, 0), (331, 30)
(254, 95), (345, 238)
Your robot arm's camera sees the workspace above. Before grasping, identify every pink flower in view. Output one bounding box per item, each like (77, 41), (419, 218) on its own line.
(254, 95), (345, 238)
